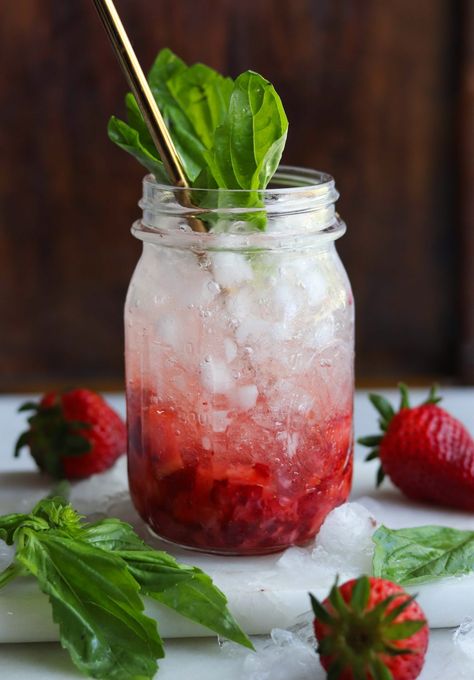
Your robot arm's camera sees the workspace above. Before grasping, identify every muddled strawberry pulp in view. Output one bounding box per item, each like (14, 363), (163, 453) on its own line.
(127, 391), (353, 554)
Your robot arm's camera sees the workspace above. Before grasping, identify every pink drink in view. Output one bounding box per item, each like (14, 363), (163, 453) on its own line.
(126, 168), (354, 554)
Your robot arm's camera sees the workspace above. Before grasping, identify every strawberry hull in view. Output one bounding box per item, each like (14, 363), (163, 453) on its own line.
(127, 396), (353, 554)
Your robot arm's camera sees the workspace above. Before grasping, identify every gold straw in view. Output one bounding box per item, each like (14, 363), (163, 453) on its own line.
(93, 0), (207, 232)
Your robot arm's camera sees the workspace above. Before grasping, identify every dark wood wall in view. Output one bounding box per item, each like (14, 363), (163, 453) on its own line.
(0, 0), (472, 391)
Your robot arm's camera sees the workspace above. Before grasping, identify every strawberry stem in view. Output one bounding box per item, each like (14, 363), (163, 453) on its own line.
(398, 383), (410, 409)
(311, 576), (426, 680)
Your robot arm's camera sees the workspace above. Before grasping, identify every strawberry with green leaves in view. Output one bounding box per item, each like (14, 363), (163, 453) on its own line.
(311, 575), (428, 680)
(15, 389), (126, 479)
(358, 384), (474, 511)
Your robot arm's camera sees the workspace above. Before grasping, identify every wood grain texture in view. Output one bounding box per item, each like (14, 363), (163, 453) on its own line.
(459, 0), (474, 382)
(0, 0), (466, 390)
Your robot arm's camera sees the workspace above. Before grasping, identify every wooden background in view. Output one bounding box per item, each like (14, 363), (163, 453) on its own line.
(0, 0), (473, 391)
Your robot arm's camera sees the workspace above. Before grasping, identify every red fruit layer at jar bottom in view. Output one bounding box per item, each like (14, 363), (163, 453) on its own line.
(128, 404), (353, 555)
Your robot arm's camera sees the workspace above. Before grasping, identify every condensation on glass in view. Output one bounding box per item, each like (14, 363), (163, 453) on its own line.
(125, 167), (355, 555)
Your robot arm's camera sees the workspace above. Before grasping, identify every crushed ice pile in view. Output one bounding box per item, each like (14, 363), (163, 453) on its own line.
(450, 617), (474, 677)
(242, 621), (323, 680)
(245, 502), (378, 593)
(220, 614), (325, 680)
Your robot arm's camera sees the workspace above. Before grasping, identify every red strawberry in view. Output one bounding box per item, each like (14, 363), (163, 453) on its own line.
(358, 384), (474, 511)
(311, 575), (428, 680)
(15, 389), (126, 479)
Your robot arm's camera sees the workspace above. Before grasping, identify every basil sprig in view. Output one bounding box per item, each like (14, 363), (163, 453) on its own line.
(108, 49), (288, 229)
(0, 497), (252, 680)
(373, 524), (474, 586)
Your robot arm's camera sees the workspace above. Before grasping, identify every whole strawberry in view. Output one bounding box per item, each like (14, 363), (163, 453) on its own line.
(15, 389), (126, 479)
(358, 384), (474, 511)
(311, 575), (428, 680)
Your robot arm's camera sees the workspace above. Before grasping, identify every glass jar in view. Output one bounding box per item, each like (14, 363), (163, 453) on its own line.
(125, 166), (354, 555)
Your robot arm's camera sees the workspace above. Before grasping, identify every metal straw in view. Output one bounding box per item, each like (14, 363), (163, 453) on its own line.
(93, 0), (206, 232)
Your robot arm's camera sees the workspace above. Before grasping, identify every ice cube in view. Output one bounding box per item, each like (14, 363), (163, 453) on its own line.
(211, 252), (254, 289)
(156, 250), (219, 309)
(0, 540), (15, 572)
(242, 627), (323, 680)
(277, 546), (310, 571)
(272, 507), (376, 592)
(200, 356), (234, 393)
(229, 384), (259, 411)
(272, 281), (303, 320)
(276, 431), (299, 458)
(312, 502), (378, 577)
(179, 270), (219, 308)
(225, 287), (270, 348)
(209, 410), (232, 433)
(266, 379), (314, 416)
(271, 628), (296, 646)
(224, 338), (238, 362)
(305, 316), (335, 351)
(235, 316), (272, 348)
(301, 267), (327, 307)
(453, 617), (474, 660)
(155, 314), (183, 352)
(279, 255), (328, 308)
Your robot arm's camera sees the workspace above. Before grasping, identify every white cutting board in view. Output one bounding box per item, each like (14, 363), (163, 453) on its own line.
(1, 454), (474, 644)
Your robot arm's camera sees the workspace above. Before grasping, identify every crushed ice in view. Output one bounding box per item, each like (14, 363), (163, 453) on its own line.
(453, 617), (474, 661)
(312, 502), (378, 578)
(275, 502), (378, 587)
(220, 613), (324, 680)
(0, 540), (15, 572)
(247, 615), (323, 680)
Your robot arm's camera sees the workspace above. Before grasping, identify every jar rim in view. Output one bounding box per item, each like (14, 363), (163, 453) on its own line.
(144, 165), (336, 198)
(135, 165), (345, 249)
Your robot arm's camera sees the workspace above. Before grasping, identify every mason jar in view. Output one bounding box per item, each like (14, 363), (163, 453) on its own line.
(125, 166), (354, 555)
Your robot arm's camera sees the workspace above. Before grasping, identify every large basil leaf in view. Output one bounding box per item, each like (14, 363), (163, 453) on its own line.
(17, 531), (163, 680)
(118, 549), (253, 650)
(146, 50), (213, 181)
(108, 115), (168, 182)
(204, 70), (288, 191)
(373, 524), (474, 586)
(81, 517), (149, 552)
(166, 63), (233, 149)
(81, 518), (253, 649)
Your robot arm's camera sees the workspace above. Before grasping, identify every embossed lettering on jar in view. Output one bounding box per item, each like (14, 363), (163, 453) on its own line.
(125, 167), (355, 555)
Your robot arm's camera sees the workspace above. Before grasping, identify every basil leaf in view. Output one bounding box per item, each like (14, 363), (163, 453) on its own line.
(118, 549), (198, 591)
(147, 47), (187, 91)
(17, 531), (163, 680)
(146, 50), (210, 182)
(81, 520), (253, 649)
(119, 549), (253, 650)
(81, 518), (150, 552)
(373, 525), (474, 586)
(166, 63), (233, 149)
(153, 570), (253, 650)
(204, 70), (288, 192)
(107, 115), (168, 183)
(0, 512), (34, 543)
(0, 562), (25, 589)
